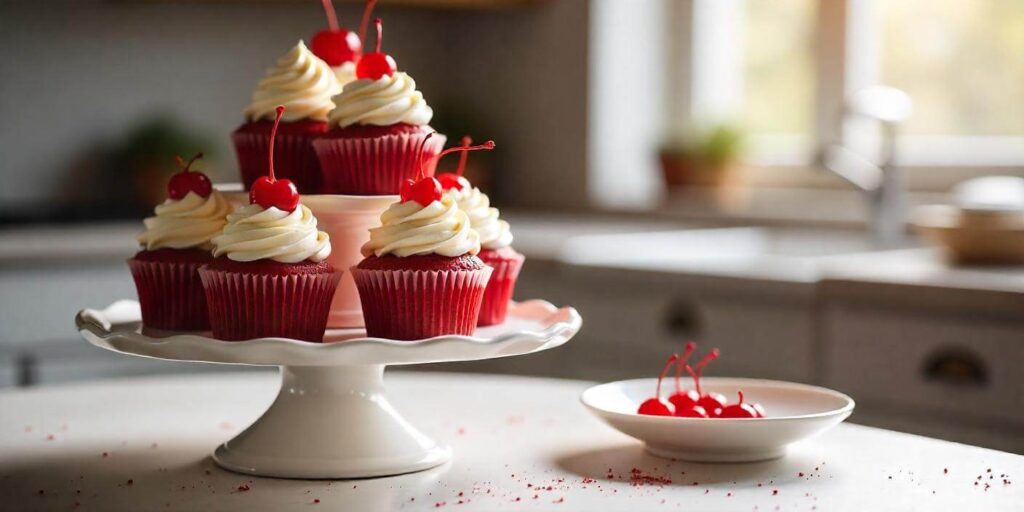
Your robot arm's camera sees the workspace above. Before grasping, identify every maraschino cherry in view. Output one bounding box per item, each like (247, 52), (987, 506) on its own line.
(435, 137), (497, 191)
(311, 0), (376, 67)
(249, 105), (300, 212)
(399, 133), (443, 207)
(718, 391), (761, 419)
(668, 342), (707, 417)
(637, 354), (679, 416)
(356, 18), (397, 80)
(167, 152), (212, 200)
(685, 348), (728, 417)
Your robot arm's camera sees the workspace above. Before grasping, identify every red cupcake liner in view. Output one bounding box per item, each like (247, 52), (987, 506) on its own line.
(127, 258), (210, 331)
(476, 249), (526, 326)
(233, 126), (325, 193)
(199, 267), (342, 342)
(351, 266), (492, 340)
(312, 130), (446, 195)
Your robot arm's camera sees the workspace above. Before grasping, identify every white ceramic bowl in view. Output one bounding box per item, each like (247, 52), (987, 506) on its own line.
(581, 377), (854, 463)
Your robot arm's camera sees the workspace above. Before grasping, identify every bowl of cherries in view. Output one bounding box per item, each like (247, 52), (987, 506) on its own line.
(580, 343), (854, 462)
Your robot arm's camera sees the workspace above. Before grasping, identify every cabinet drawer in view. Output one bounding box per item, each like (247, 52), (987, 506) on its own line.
(823, 305), (1024, 425)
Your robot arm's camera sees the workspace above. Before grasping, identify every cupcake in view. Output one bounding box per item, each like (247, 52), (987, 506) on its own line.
(203, 106), (341, 342)
(309, 0), (378, 87)
(438, 138), (525, 326)
(312, 18), (445, 195)
(233, 41), (341, 194)
(351, 134), (491, 340)
(129, 153), (230, 331)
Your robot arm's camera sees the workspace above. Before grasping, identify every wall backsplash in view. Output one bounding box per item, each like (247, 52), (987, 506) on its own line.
(0, 0), (588, 218)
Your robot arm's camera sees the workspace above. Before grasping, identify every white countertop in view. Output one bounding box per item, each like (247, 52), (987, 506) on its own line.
(1, 371), (1021, 511)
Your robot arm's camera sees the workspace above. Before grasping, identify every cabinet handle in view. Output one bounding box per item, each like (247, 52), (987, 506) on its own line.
(664, 300), (701, 338)
(922, 348), (988, 388)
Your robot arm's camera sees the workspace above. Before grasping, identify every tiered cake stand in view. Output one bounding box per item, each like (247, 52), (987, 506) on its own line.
(76, 299), (581, 479)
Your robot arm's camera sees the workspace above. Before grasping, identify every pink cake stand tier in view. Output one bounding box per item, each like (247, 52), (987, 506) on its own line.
(224, 191), (394, 329)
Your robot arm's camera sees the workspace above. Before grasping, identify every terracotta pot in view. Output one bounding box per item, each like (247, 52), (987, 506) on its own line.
(660, 154), (734, 188)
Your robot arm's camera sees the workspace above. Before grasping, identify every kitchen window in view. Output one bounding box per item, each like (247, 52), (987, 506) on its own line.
(588, 0), (1024, 207)
(693, 0), (1024, 169)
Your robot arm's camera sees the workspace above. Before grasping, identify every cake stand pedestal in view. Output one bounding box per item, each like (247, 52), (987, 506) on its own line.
(76, 300), (581, 479)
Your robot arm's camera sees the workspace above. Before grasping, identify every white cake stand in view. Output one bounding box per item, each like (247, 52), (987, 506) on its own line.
(75, 299), (581, 479)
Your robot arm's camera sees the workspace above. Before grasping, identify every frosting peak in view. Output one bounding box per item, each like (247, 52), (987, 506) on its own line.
(448, 186), (513, 250)
(138, 190), (231, 251)
(212, 204), (331, 263)
(361, 197), (479, 258)
(328, 72), (433, 128)
(245, 41), (341, 123)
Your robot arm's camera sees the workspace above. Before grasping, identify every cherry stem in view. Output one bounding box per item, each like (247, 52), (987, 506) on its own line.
(175, 152), (203, 173)
(373, 18), (383, 53)
(414, 132), (436, 181)
(455, 136), (472, 177)
(437, 140), (496, 161)
(684, 364), (702, 397)
(654, 354), (679, 399)
(268, 105), (285, 183)
(695, 348), (720, 372)
(321, 0), (339, 32)
(673, 341), (697, 393)
(359, 0), (378, 44)
(737, 391), (745, 405)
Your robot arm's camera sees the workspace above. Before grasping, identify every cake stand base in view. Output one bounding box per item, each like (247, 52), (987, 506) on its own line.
(213, 365), (450, 479)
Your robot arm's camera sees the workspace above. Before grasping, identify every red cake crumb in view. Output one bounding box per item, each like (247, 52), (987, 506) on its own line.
(553, 497), (564, 503)
(237, 484), (250, 492)
(627, 468), (672, 486)
(46, 434), (55, 441)
(772, 489), (778, 496)
(313, 499), (320, 504)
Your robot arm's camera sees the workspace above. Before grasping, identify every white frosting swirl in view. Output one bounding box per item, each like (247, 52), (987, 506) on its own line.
(447, 186), (513, 250)
(137, 191), (231, 251)
(361, 197), (480, 258)
(333, 61), (357, 88)
(245, 41), (341, 122)
(328, 72), (433, 128)
(212, 204), (331, 263)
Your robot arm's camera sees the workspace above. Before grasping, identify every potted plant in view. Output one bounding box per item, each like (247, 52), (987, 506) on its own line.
(659, 124), (745, 189)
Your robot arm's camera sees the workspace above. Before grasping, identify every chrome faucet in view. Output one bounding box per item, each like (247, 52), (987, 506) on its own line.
(819, 86), (913, 245)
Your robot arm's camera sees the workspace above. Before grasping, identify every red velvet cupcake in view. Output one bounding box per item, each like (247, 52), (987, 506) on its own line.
(234, 41), (340, 193)
(312, 19), (445, 195)
(354, 254), (489, 340)
(351, 139), (492, 339)
(437, 138), (524, 326)
(204, 106), (341, 342)
(129, 153), (231, 331)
